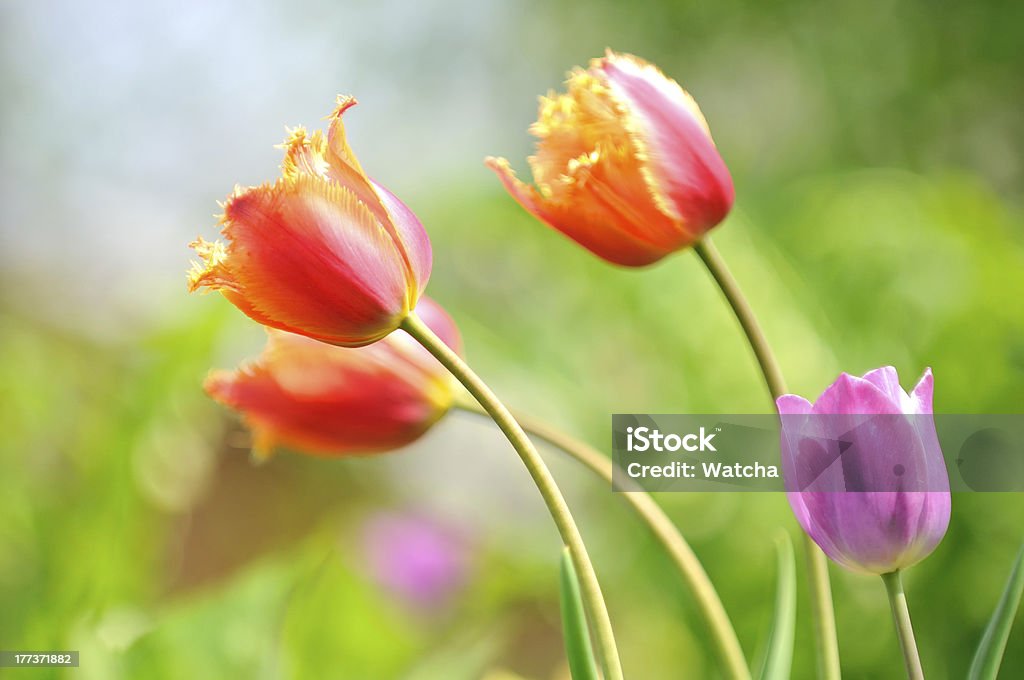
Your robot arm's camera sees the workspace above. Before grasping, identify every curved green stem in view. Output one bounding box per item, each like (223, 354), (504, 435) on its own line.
(401, 313), (623, 680)
(455, 399), (751, 680)
(881, 571), (925, 680)
(693, 237), (787, 401)
(694, 235), (841, 680)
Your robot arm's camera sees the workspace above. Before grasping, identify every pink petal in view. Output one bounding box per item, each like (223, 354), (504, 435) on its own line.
(811, 372), (903, 415)
(860, 366), (906, 403)
(777, 394), (813, 415)
(909, 368), (934, 415)
(372, 180), (432, 298)
(599, 52), (734, 232)
(414, 296), (462, 355)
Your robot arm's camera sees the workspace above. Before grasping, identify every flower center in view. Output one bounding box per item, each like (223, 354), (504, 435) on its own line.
(528, 70), (634, 203)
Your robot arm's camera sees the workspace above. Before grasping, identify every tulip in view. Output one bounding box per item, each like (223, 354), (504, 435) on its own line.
(188, 96), (431, 347)
(777, 367), (951, 574)
(205, 297), (460, 459)
(486, 50), (734, 267)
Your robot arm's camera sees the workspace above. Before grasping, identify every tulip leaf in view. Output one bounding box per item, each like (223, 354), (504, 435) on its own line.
(968, 543), (1024, 680)
(559, 548), (599, 680)
(757, 534), (796, 680)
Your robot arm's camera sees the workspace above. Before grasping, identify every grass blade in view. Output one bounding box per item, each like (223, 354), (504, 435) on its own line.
(560, 548), (600, 680)
(758, 534), (796, 680)
(969, 544), (1024, 680)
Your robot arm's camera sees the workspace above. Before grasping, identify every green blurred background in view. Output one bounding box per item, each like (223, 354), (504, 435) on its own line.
(1, 0), (1022, 678)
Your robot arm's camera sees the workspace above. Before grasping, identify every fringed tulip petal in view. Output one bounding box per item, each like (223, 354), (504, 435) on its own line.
(277, 103), (426, 302)
(280, 127), (331, 179)
(281, 122), (391, 230)
(325, 95), (366, 177)
(599, 52), (734, 231)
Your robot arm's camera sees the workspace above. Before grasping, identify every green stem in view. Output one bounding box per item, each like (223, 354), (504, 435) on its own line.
(693, 237), (787, 401)
(881, 571), (925, 680)
(694, 235), (842, 680)
(401, 313), (623, 680)
(455, 399), (751, 680)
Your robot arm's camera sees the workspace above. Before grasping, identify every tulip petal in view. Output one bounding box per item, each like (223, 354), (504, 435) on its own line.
(599, 51), (734, 231)
(909, 368), (934, 415)
(205, 322), (456, 457)
(486, 156), (669, 266)
(323, 101), (426, 295)
(204, 176), (410, 346)
(411, 296), (461, 355)
(325, 95), (366, 176)
(811, 372), (903, 415)
(281, 113), (394, 235)
(860, 365), (904, 401)
(777, 394), (813, 416)
(372, 180), (432, 298)
(280, 126), (331, 178)
(861, 365), (930, 415)
(571, 142), (704, 251)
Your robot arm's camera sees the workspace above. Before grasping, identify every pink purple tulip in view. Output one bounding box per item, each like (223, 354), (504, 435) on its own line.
(778, 367), (951, 574)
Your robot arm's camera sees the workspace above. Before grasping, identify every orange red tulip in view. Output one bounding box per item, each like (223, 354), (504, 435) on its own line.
(487, 51), (734, 266)
(189, 97), (431, 346)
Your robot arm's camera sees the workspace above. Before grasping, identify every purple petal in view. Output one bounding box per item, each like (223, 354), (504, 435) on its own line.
(812, 372), (902, 415)
(796, 491), (946, 573)
(860, 366), (907, 404)
(777, 394), (813, 415)
(908, 368), (934, 416)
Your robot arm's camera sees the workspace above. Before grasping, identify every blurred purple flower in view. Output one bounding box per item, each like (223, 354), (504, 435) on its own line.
(778, 367), (951, 574)
(361, 512), (470, 608)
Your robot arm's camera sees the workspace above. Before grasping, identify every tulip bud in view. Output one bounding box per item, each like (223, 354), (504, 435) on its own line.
(188, 96), (431, 347)
(205, 297), (460, 459)
(778, 367), (951, 574)
(487, 50), (734, 267)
